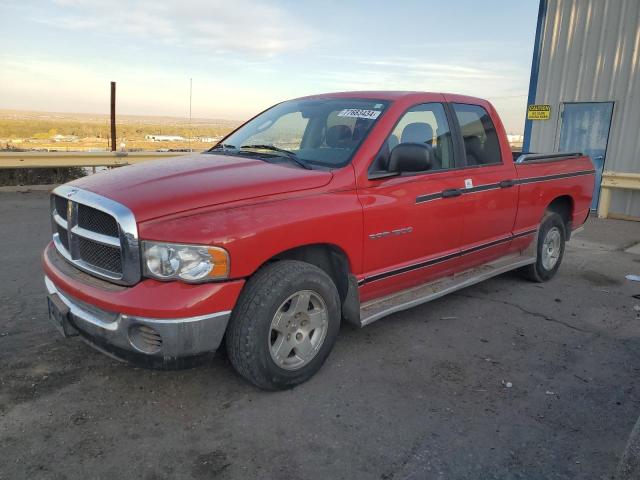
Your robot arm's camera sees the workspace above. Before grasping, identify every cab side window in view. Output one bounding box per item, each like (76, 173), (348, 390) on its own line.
(452, 104), (502, 166)
(373, 103), (454, 172)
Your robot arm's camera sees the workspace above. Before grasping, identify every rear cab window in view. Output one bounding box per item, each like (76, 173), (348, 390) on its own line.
(452, 103), (502, 166)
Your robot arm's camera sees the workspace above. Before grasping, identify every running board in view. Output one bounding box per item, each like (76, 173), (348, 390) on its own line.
(359, 254), (536, 326)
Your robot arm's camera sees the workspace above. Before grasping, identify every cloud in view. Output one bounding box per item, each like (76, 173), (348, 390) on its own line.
(298, 55), (529, 132)
(309, 55), (526, 96)
(37, 0), (315, 56)
(0, 54), (275, 119)
(0, 52), (529, 132)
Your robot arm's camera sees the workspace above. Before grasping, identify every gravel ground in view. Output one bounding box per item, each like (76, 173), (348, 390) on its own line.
(1, 190), (639, 480)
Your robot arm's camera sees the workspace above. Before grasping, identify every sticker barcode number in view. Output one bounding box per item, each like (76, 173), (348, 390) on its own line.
(337, 109), (382, 120)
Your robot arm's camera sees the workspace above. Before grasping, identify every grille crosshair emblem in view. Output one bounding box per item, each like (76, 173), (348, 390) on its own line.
(66, 200), (74, 255)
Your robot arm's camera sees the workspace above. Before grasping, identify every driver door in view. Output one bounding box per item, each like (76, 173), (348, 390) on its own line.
(358, 102), (471, 300)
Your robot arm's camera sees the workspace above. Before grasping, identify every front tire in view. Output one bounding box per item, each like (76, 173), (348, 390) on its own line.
(521, 211), (566, 282)
(225, 260), (341, 390)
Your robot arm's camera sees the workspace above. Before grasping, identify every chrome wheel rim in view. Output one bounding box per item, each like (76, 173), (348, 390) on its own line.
(268, 290), (329, 371)
(541, 226), (562, 270)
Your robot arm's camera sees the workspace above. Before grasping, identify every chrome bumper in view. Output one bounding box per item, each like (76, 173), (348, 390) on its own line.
(45, 276), (231, 361)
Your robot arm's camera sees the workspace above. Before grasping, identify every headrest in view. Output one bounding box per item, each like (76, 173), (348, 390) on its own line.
(326, 125), (352, 148)
(464, 135), (482, 153)
(401, 122), (433, 144)
(464, 135), (483, 164)
(352, 119), (372, 142)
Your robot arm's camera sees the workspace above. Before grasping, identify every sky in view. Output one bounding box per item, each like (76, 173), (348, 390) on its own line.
(0, 0), (540, 133)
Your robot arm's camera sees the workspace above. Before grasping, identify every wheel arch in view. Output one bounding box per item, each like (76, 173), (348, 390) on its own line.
(545, 195), (575, 237)
(262, 243), (353, 302)
(255, 243), (361, 326)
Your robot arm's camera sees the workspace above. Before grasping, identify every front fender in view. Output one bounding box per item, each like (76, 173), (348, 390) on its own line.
(138, 191), (364, 279)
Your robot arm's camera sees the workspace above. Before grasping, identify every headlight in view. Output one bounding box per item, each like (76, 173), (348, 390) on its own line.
(142, 241), (229, 282)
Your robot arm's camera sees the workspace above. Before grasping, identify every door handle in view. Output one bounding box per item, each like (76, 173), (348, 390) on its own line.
(442, 188), (462, 198)
(499, 179), (516, 188)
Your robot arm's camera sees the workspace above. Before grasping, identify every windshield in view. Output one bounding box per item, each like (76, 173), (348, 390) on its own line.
(208, 98), (389, 168)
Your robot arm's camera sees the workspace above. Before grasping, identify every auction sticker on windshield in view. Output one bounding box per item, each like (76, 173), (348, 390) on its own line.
(337, 109), (382, 119)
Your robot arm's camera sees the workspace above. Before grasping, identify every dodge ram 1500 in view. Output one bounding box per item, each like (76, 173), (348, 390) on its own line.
(43, 91), (594, 389)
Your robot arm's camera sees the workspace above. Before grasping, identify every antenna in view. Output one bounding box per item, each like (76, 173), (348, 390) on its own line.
(110, 81), (116, 151)
(189, 78), (193, 152)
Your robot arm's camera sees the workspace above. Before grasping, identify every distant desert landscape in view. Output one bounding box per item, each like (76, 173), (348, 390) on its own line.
(0, 109), (240, 152)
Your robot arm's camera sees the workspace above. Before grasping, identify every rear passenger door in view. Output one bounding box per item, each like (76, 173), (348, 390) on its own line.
(448, 102), (518, 270)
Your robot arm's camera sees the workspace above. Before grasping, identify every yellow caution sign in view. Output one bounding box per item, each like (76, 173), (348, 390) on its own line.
(527, 104), (551, 120)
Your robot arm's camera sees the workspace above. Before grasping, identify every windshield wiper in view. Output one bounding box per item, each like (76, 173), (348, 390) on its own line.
(210, 143), (237, 151)
(240, 144), (311, 170)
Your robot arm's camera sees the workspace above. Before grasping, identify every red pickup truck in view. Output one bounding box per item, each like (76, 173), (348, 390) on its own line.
(43, 91), (595, 389)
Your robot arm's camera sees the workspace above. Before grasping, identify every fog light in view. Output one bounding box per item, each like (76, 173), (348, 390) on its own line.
(128, 324), (162, 354)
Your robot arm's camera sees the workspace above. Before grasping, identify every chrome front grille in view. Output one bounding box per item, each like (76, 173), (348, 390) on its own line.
(54, 195), (69, 222)
(50, 185), (141, 286)
(54, 221), (67, 249)
(78, 236), (123, 274)
(77, 204), (119, 236)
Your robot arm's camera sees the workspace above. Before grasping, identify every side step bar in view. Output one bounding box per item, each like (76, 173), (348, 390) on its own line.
(359, 254), (536, 326)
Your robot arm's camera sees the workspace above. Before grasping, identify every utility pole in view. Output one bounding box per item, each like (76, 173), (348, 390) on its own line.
(189, 78), (193, 152)
(110, 81), (116, 152)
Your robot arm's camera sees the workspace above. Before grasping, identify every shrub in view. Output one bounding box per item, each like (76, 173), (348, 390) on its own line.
(0, 167), (86, 186)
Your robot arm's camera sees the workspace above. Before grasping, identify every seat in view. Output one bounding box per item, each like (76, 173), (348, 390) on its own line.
(326, 125), (352, 148)
(387, 134), (399, 151)
(433, 128), (447, 169)
(374, 134), (399, 170)
(463, 135), (483, 165)
(352, 118), (373, 143)
(482, 128), (501, 164)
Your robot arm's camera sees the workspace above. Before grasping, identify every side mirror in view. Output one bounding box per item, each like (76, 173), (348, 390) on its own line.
(388, 143), (433, 173)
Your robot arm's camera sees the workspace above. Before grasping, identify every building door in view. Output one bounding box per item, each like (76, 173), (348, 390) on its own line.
(558, 102), (614, 209)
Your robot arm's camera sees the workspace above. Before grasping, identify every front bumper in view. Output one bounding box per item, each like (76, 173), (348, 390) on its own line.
(45, 276), (231, 365)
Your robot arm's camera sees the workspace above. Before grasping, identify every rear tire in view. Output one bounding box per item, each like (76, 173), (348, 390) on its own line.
(520, 212), (566, 282)
(225, 260), (341, 390)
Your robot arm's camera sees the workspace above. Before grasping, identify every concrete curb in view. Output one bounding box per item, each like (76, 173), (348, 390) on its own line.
(616, 416), (640, 479)
(0, 184), (57, 193)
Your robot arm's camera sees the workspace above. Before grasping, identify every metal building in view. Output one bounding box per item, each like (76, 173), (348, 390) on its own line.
(524, 0), (640, 218)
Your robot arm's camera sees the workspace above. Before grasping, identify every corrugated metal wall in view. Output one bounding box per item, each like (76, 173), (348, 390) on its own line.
(529, 0), (640, 217)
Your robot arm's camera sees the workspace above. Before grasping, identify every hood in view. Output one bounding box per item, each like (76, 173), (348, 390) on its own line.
(71, 153), (333, 222)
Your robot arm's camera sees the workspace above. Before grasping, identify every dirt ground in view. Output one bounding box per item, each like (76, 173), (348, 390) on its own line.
(1, 190), (639, 480)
